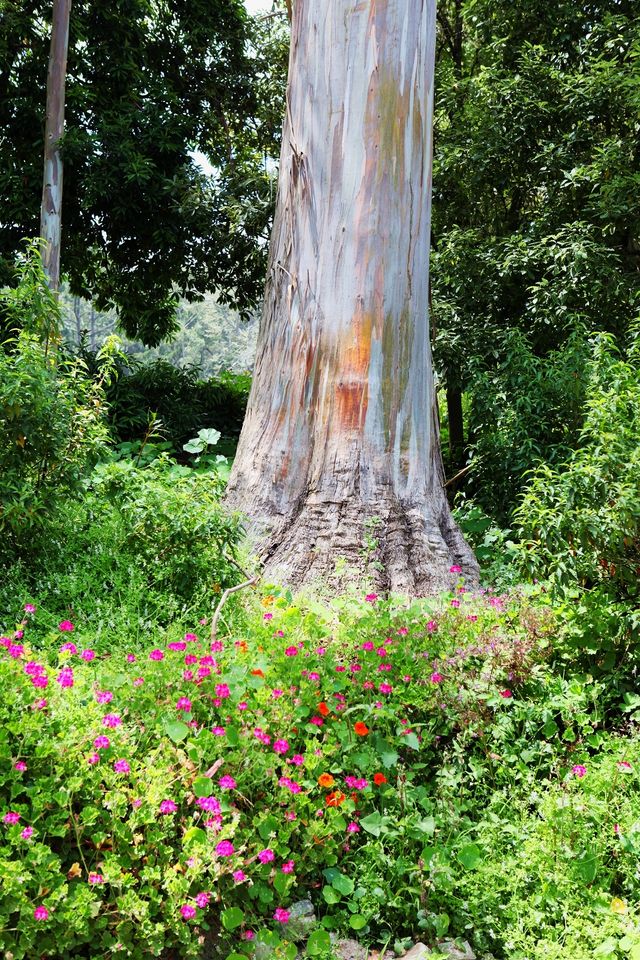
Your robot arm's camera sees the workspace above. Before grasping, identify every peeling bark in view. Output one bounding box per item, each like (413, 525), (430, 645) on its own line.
(226, 0), (478, 594)
(40, 0), (72, 292)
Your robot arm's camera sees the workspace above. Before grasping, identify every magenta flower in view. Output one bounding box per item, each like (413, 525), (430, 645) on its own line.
(218, 775), (236, 790)
(21, 826), (34, 840)
(361, 642), (374, 651)
(180, 904), (196, 920)
(60, 642), (77, 655)
(24, 603), (36, 613)
(56, 667), (74, 688)
(81, 649), (96, 662)
(257, 848), (275, 864)
(379, 683), (393, 694)
(215, 683), (230, 698)
(216, 840), (234, 857)
(87, 752), (100, 765)
(271, 689), (283, 699)
(113, 759), (130, 774)
(176, 697), (192, 712)
(58, 620), (74, 632)
(364, 593), (378, 603)
(290, 754), (304, 766)
(347, 822), (360, 833)
(14, 761), (27, 772)
(159, 799), (178, 814)
(281, 860), (295, 874)
(284, 646), (297, 657)
(195, 891), (210, 908)
(263, 613), (273, 621)
(450, 599), (461, 608)
(133, 677), (144, 687)
(102, 713), (122, 728)
(449, 564), (462, 573)
(273, 739), (289, 755)
(3, 812), (20, 825)
(500, 689), (513, 698)
(212, 726), (225, 736)
(93, 736), (110, 750)
(95, 690), (113, 704)
(618, 761), (633, 772)
(232, 869), (247, 883)
(571, 764), (587, 778)
(32, 674), (49, 689)
(197, 796), (221, 813)
(430, 672), (444, 684)
(426, 620), (438, 632)
(126, 653), (136, 663)
(88, 873), (104, 884)
(34, 905), (50, 921)
(149, 649), (164, 661)
(274, 908), (290, 923)
(168, 641), (187, 652)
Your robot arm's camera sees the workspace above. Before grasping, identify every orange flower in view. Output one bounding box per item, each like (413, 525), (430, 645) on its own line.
(261, 595), (275, 607)
(251, 669), (265, 678)
(237, 640), (248, 654)
(317, 702), (330, 717)
(373, 773), (387, 786)
(354, 722), (369, 736)
(326, 790), (346, 807)
(318, 773), (335, 788)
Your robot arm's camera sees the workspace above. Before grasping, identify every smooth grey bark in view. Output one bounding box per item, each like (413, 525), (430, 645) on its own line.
(226, 0), (478, 593)
(40, 0), (72, 291)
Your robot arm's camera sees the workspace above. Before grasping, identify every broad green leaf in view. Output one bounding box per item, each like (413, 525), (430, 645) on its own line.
(193, 777), (213, 798)
(458, 844), (483, 870)
(165, 720), (189, 743)
(221, 908), (244, 931)
(332, 873), (354, 896)
(360, 812), (384, 837)
(307, 929), (331, 955)
(349, 915), (367, 930)
(322, 885), (341, 904)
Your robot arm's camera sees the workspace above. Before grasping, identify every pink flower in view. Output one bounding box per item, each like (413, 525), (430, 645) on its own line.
(24, 603), (36, 613)
(364, 593), (378, 603)
(88, 873), (104, 884)
(449, 565), (462, 574)
(87, 752), (100, 765)
(197, 796), (221, 813)
(237, 702), (248, 711)
(233, 869), (247, 883)
(426, 620), (438, 632)
(133, 677), (144, 687)
(56, 667), (74, 688)
(215, 683), (230, 699)
(126, 654), (136, 663)
(168, 641), (187, 652)
(81, 649), (96, 662)
(257, 848), (275, 864)
(219, 775), (236, 790)
(3, 812), (20, 825)
(290, 754), (304, 766)
(274, 908), (290, 923)
(24, 661), (44, 676)
(272, 689), (284, 699)
(378, 683), (393, 694)
(243, 930), (256, 941)
(284, 646), (297, 657)
(263, 613), (273, 620)
(14, 761), (27, 772)
(284, 811), (297, 822)
(216, 840), (234, 857)
(500, 689), (513, 698)
(181, 904), (196, 920)
(32, 674), (49, 689)
(195, 892), (210, 908)
(361, 641), (374, 651)
(60, 642), (77, 654)
(159, 799), (178, 814)
(21, 826), (34, 840)
(347, 822), (360, 833)
(571, 764), (587, 778)
(34, 905), (50, 921)
(102, 714), (122, 728)
(95, 690), (113, 704)
(93, 736), (110, 750)
(58, 620), (74, 632)
(281, 860), (295, 873)
(9, 643), (24, 657)
(176, 697), (192, 712)
(212, 726), (225, 736)
(310, 716), (324, 727)
(430, 672), (444, 684)
(184, 633), (197, 642)
(618, 762), (633, 772)
(273, 739), (289, 755)
(113, 759), (130, 774)
(450, 599), (461, 608)
(149, 649), (164, 661)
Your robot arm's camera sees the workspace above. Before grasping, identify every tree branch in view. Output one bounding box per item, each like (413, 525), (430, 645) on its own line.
(211, 578), (259, 645)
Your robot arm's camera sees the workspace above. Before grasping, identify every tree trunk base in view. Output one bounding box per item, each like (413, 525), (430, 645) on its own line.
(244, 493), (478, 595)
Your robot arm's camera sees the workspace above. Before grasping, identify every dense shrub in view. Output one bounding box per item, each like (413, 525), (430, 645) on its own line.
(0, 457), (245, 639)
(0, 247), (113, 549)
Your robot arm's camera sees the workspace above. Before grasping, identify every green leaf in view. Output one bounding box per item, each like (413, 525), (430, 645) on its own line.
(221, 908), (244, 931)
(165, 720), (189, 743)
(274, 872), (291, 896)
(403, 732), (420, 750)
(595, 938), (619, 956)
(360, 812), (384, 837)
(322, 885), (342, 904)
(183, 827), (207, 846)
(331, 873), (354, 896)
(307, 930), (331, 955)
(226, 725), (240, 747)
(458, 844), (483, 870)
(349, 915), (367, 931)
(193, 777), (213, 798)
(415, 817), (435, 836)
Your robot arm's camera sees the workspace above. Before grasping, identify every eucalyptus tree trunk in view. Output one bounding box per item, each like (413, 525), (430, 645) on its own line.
(226, 0), (477, 593)
(40, 0), (72, 291)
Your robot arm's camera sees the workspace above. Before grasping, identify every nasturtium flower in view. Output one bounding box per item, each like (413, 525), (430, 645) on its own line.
(317, 702), (330, 716)
(318, 774), (335, 788)
(326, 791), (346, 807)
(373, 773), (387, 786)
(354, 722), (369, 736)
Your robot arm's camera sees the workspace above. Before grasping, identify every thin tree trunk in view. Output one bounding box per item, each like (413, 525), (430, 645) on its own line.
(40, 0), (72, 292)
(226, 0), (477, 594)
(446, 385), (465, 469)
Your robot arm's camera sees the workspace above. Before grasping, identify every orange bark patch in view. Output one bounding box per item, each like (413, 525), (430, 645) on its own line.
(334, 309), (372, 431)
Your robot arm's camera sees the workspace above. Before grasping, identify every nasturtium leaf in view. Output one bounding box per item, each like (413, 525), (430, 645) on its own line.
(415, 816), (435, 836)
(274, 872), (290, 896)
(165, 720), (189, 743)
(349, 915), (367, 930)
(221, 908), (244, 931)
(594, 938), (619, 956)
(360, 812), (384, 836)
(193, 777), (213, 798)
(183, 827), (207, 846)
(226, 726), (240, 747)
(332, 873), (354, 896)
(458, 844), (483, 870)
(322, 885), (341, 904)
(307, 929), (331, 955)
